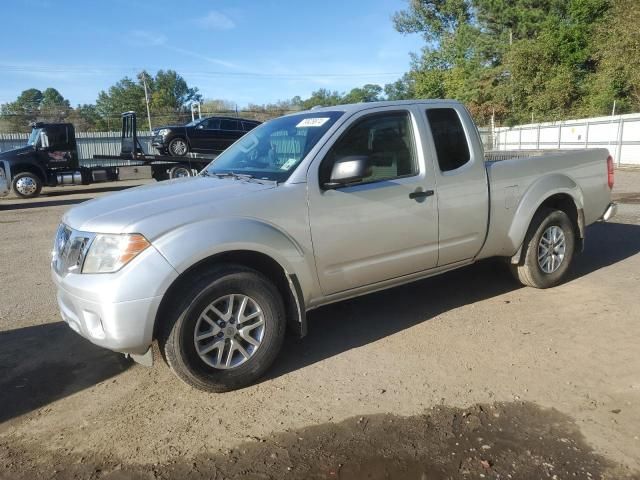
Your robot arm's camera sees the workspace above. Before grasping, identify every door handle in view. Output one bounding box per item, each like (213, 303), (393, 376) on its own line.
(409, 189), (434, 200)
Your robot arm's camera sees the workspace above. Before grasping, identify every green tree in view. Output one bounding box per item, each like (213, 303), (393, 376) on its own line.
(0, 87), (73, 131)
(586, 0), (640, 113)
(95, 70), (202, 129)
(300, 89), (343, 109)
(384, 74), (416, 100)
(0, 88), (44, 131)
(40, 88), (71, 122)
(342, 84), (383, 103)
(393, 0), (615, 124)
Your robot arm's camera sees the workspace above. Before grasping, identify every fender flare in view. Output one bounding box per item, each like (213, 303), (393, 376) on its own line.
(508, 174), (584, 258)
(152, 217), (315, 333)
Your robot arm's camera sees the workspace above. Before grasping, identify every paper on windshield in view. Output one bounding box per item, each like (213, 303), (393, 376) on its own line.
(296, 117), (330, 128)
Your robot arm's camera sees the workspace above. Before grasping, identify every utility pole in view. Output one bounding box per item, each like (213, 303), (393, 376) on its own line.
(141, 72), (153, 132)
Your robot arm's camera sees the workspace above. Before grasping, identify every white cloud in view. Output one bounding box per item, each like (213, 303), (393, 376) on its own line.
(196, 11), (236, 30)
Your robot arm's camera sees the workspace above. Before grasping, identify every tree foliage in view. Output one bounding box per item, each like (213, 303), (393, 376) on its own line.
(390, 0), (637, 125)
(0, 87), (71, 131)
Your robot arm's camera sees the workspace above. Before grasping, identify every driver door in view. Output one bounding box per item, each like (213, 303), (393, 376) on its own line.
(307, 108), (439, 295)
(190, 118), (220, 152)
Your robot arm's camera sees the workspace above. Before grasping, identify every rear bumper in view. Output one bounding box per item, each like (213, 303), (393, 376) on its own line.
(600, 202), (618, 222)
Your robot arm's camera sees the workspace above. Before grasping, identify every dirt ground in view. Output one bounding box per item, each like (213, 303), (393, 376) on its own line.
(1, 171), (639, 479)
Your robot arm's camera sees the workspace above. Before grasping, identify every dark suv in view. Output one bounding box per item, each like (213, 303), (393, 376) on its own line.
(152, 116), (261, 156)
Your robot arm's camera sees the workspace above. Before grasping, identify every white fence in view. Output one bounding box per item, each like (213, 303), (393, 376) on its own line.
(0, 131), (154, 158)
(480, 112), (640, 166)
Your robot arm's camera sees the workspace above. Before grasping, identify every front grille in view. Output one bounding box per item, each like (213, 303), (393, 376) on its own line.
(52, 224), (94, 275)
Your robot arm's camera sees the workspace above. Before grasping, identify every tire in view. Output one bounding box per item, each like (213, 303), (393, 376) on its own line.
(169, 165), (192, 179)
(12, 172), (43, 199)
(168, 137), (189, 157)
(158, 265), (286, 392)
(510, 208), (576, 289)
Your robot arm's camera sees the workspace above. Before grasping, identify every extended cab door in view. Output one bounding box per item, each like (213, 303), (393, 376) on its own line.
(307, 107), (439, 295)
(422, 105), (489, 266)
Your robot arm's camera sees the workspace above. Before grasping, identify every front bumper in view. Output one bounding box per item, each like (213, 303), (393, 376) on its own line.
(151, 135), (168, 151)
(600, 202), (618, 222)
(52, 245), (179, 354)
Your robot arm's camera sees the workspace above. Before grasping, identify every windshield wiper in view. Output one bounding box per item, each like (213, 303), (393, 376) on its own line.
(206, 171), (277, 186)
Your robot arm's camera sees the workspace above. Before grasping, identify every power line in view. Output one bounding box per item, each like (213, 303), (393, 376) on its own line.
(0, 64), (403, 79)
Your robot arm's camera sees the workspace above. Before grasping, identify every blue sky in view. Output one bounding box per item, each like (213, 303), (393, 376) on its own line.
(0, 0), (423, 107)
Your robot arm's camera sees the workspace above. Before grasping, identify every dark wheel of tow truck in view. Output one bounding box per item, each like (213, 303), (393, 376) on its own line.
(169, 165), (192, 179)
(168, 137), (189, 157)
(12, 172), (43, 199)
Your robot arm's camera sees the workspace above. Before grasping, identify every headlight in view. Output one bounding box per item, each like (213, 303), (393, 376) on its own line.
(82, 233), (150, 274)
(157, 128), (170, 137)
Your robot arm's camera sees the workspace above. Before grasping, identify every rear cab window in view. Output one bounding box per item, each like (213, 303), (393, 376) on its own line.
(425, 108), (471, 172)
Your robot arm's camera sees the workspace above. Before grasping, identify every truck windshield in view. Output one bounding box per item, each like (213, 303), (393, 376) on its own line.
(27, 128), (42, 146)
(203, 111), (344, 182)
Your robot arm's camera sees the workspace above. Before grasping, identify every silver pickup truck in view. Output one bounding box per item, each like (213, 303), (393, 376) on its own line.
(51, 100), (617, 391)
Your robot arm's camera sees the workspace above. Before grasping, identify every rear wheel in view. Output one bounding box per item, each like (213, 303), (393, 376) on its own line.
(510, 208), (576, 289)
(159, 265), (286, 392)
(12, 172), (42, 199)
(168, 137), (189, 157)
(169, 165), (192, 179)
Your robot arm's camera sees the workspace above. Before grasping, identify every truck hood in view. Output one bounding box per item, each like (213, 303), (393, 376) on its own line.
(63, 177), (276, 237)
(0, 145), (34, 159)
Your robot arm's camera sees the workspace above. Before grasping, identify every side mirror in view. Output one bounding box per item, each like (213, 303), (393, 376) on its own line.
(324, 155), (371, 189)
(39, 131), (50, 149)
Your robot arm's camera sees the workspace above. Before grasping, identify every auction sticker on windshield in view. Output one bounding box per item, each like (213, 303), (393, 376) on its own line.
(296, 117), (330, 128)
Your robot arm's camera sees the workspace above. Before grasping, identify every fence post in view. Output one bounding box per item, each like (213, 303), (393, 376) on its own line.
(517, 127), (521, 150)
(557, 124), (562, 149)
(615, 119), (625, 166)
(584, 121), (589, 148)
(536, 125), (541, 150)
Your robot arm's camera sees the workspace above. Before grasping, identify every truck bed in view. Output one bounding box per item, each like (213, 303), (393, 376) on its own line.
(484, 149), (586, 163)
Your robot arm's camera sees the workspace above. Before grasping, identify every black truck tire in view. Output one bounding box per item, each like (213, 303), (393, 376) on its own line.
(169, 165), (192, 179)
(158, 265), (286, 392)
(510, 208), (576, 289)
(12, 172), (43, 199)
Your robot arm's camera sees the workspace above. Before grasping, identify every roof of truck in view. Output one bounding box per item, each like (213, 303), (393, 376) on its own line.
(297, 99), (463, 115)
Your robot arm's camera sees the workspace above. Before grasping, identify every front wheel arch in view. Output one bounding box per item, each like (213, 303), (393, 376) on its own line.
(154, 250), (305, 343)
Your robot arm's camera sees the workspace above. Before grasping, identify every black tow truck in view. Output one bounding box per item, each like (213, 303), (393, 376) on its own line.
(0, 112), (213, 198)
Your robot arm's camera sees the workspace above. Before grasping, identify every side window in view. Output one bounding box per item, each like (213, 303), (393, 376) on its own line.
(203, 118), (220, 130)
(243, 121), (257, 132)
(220, 119), (239, 130)
(46, 126), (68, 148)
(426, 108), (471, 172)
(321, 111), (417, 185)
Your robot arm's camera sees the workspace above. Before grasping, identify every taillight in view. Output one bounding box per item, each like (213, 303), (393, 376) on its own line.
(607, 155), (615, 190)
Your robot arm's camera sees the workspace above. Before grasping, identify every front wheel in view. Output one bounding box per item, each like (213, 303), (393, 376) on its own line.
(159, 265), (286, 392)
(168, 137), (189, 157)
(12, 172), (42, 199)
(510, 208), (576, 289)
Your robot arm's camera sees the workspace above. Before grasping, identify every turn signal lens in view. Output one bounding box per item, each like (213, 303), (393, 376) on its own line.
(82, 233), (150, 274)
(607, 155), (615, 190)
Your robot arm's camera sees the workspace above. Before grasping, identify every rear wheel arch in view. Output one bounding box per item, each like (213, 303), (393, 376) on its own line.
(512, 193), (584, 264)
